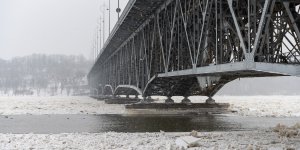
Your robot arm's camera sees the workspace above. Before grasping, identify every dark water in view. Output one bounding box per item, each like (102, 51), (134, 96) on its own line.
(0, 114), (300, 134)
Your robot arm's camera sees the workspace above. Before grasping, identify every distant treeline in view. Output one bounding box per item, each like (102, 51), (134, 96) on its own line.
(0, 54), (92, 96)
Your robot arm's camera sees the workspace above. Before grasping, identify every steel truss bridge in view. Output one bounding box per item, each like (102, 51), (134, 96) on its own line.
(88, 0), (300, 102)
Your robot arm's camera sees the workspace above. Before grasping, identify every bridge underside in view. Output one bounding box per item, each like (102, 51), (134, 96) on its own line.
(89, 0), (300, 98)
(145, 62), (300, 97)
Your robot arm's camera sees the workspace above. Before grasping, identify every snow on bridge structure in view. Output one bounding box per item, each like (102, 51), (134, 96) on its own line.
(88, 0), (300, 103)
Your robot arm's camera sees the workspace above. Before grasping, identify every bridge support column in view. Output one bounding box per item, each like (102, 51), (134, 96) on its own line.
(146, 96), (155, 103)
(141, 96), (151, 103)
(165, 96), (174, 104)
(206, 97), (216, 104)
(126, 95), (130, 99)
(135, 95), (139, 99)
(181, 96), (191, 104)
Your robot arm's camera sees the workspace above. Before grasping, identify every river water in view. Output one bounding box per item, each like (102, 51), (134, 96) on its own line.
(0, 114), (300, 134)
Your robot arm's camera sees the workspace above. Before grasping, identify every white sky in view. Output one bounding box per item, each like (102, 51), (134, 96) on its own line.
(0, 0), (129, 60)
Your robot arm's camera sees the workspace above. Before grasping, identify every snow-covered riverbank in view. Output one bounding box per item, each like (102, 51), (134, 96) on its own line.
(0, 130), (299, 150)
(0, 96), (125, 115)
(0, 96), (300, 117)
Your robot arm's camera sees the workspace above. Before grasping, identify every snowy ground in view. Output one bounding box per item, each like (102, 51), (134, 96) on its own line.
(185, 96), (300, 117)
(0, 96), (300, 149)
(0, 131), (299, 150)
(215, 96), (300, 117)
(0, 96), (125, 115)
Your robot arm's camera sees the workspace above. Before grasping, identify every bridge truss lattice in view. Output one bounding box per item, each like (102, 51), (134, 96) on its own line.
(89, 0), (300, 98)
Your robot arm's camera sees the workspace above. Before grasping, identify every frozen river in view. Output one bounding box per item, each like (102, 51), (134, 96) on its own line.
(1, 114), (300, 134)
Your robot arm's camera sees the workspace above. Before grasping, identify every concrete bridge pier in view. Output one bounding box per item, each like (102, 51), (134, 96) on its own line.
(206, 97), (216, 104)
(181, 96), (191, 104)
(165, 96), (174, 104)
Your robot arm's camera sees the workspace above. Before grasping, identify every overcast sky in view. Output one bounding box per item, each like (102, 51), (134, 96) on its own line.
(0, 0), (129, 60)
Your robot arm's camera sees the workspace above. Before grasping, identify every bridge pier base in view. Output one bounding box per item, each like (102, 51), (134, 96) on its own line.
(126, 95), (130, 99)
(165, 96), (174, 104)
(206, 97), (216, 104)
(181, 96), (191, 104)
(140, 96), (151, 103)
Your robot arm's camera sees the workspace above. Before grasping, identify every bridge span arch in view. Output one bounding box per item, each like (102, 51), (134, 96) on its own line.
(114, 85), (143, 96)
(103, 85), (114, 96)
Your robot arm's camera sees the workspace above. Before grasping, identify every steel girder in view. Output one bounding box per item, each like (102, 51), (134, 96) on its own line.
(88, 0), (300, 97)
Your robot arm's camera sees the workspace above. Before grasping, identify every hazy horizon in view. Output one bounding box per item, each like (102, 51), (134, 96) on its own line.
(0, 53), (92, 61)
(0, 0), (129, 60)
